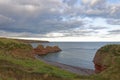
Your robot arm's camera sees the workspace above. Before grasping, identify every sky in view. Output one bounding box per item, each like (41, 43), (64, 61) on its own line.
(0, 0), (120, 41)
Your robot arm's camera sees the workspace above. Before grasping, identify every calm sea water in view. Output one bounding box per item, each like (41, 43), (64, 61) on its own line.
(31, 42), (120, 69)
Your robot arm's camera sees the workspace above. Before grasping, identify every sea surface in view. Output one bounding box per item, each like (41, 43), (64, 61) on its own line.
(31, 42), (120, 69)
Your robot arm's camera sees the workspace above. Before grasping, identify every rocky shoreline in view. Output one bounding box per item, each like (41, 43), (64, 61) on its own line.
(34, 44), (94, 75)
(35, 55), (95, 75)
(1, 38), (120, 80)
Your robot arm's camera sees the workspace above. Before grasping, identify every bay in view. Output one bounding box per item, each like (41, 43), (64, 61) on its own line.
(31, 42), (120, 69)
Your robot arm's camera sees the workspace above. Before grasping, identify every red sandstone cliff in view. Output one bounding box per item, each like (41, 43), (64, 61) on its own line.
(34, 45), (61, 55)
(93, 44), (120, 73)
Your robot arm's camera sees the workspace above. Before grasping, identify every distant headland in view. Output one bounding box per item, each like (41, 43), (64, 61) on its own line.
(0, 37), (49, 43)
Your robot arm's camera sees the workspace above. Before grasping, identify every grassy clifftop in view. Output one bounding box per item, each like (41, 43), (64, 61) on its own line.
(94, 44), (120, 68)
(0, 38), (79, 80)
(0, 38), (120, 80)
(93, 44), (120, 80)
(0, 38), (34, 59)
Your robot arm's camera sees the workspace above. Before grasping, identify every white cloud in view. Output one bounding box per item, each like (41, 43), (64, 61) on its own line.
(90, 0), (106, 7)
(0, 0), (120, 41)
(80, 0), (120, 18)
(81, 0), (106, 7)
(45, 32), (65, 38)
(107, 19), (120, 25)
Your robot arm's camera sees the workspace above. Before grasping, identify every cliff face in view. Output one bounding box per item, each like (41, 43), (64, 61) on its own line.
(34, 45), (62, 55)
(93, 44), (120, 73)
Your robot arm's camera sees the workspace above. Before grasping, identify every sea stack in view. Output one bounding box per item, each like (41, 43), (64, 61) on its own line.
(93, 44), (120, 73)
(34, 44), (61, 55)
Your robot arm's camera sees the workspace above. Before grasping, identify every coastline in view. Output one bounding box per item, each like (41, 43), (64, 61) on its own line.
(35, 55), (95, 75)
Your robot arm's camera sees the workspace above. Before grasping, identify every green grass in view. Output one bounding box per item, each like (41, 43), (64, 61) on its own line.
(96, 44), (120, 66)
(91, 44), (120, 80)
(0, 38), (32, 51)
(0, 38), (120, 80)
(0, 77), (2, 80)
(0, 38), (80, 80)
(0, 54), (77, 79)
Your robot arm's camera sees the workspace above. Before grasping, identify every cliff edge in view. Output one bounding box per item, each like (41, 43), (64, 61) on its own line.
(93, 44), (120, 73)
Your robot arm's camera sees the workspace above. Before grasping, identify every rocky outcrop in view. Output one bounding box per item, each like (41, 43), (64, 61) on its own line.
(34, 44), (61, 55)
(93, 44), (120, 73)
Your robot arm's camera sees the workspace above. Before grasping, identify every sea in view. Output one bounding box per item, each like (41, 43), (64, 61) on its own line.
(31, 42), (120, 70)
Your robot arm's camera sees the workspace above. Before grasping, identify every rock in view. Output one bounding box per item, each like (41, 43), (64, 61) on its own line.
(36, 45), (44, 50)
(46, 46), (54, 53)
(34, 44), (61, 55)
(53, 46), (62, 52)
(93, 44), (120, 73)
(45, 46), (61, 53)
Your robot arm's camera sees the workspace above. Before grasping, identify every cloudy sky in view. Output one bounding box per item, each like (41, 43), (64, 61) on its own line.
(0, 0), (120, 41)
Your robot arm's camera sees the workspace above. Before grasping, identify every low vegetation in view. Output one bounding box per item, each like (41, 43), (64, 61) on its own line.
(92, 44), (120, 80)
(0, 38), (120, 80)
(0, 38), (79, 80)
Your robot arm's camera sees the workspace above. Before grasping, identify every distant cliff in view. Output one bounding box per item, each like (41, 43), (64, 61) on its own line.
(15, 39), (49, 43)
(0, 37), (49, 43)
